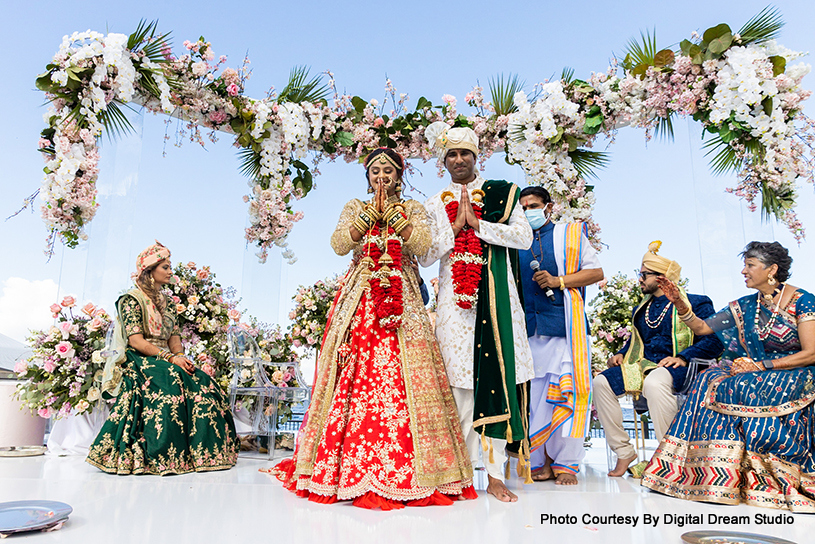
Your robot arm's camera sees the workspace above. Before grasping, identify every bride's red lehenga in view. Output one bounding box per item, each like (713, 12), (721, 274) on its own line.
(266, 196), (475, 510)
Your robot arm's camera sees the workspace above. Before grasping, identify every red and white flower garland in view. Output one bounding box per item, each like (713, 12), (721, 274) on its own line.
(361, 216), (404, 330)
(443, 190), (485, 310)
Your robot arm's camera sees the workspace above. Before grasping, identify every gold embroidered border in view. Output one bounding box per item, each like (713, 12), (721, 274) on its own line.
(704, 374), (815, 417)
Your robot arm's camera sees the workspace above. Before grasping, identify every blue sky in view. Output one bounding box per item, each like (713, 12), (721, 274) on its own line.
(1, 0), (814, 342)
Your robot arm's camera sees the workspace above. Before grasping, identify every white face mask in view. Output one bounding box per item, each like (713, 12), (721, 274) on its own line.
(524, 208), (549, 230)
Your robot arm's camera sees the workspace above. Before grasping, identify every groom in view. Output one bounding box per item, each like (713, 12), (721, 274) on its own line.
(419, 125), (534, 502)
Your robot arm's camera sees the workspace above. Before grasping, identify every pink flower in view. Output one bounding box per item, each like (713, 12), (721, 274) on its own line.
(226, 83), (240, 97)
(61, 296), (76, 308)
(38, 407), (53, 419)
(373, 117), (384, 128)
(187, 261), (197, 270)
(81, 302), (96, 316)
(208, 110), (228, 124)
(58, 321), (76, 339)
(14, 360), (27, 374)
(87, 317), (104, 332)
(196, 268), (210, 281)
(202, 363), (215, 377)
(227, 309), (241, 322)
(55, 341), (75, 359)
(43, 360), (56, 373)
(50, 303), (62, 317)
(93, 308), (107, 317)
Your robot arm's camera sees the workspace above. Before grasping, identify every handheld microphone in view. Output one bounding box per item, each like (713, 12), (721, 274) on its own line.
(530, 260), (556, 303)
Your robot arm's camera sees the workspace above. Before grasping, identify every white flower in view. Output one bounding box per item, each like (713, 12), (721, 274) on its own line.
(191, 62), (208, 77)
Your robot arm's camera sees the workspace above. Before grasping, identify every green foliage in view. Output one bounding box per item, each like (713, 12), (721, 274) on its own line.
(654, 115), (675, 142)
(97, 102), (136, 141)
(570, 149), (610, 180)
(277, 66), (330, 104)
(737, 5), (784, 45)
(489, 73), (525, 116)
(623, 29), (658, 71)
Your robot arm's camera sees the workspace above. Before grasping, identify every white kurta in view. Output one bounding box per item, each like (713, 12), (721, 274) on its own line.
(419, 175), (535, 389)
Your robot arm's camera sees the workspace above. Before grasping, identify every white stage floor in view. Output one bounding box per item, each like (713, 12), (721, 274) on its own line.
(1, 442), (809, 543)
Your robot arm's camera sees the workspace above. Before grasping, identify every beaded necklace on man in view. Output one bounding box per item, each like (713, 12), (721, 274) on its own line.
(643, 297), (672, 329)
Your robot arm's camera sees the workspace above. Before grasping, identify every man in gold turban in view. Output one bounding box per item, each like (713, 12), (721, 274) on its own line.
(592, 241), (723, 477)
(419, 123), (534, 502)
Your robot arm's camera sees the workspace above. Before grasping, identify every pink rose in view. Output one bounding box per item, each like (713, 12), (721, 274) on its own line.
(227, 309), (241, 322)
(196, 268), (210, 281)
(93, 308), (107, 317)
(55, 341), (75, 359)
(58, 321), (76, 339)
(202, 363), (215, 377)
(208, 110), (228, 124)
(226, 83), (240, 97)
(81, 302), (96, 316)
(61, 296), (76, 308)
(172, 296), (181, 304)
(38, 407), (53, 419)
(50, 303), (62, 317)
(87, 317), (104, 332)
(187, 261), (197, 270)
(14, 360), (27, 374)
(43, 360), (56, 373)
(373, 117), (384, 127)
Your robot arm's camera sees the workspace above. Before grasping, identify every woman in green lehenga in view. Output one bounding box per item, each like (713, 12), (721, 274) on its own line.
(87, 241), (239, 475)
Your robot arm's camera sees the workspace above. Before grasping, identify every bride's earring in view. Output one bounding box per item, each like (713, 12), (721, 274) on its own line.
(768, 274), (777, 286)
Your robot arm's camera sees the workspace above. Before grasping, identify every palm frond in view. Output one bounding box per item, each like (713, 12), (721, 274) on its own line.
(127, 20), (172, 64)
(702, 134), (764, 175)
(278, 66), (330, 104)
(738, 6), (784, 45)
(759, 178), (794, 221)
(561, 67), (575, 85)
(623, 29), (658, 68)
(489, 73), (525, 117)
(569, 149), (610, 180)
(237, 147), (262, 181)
(654, 115), (675, 142)
(98, 102), (135, 142)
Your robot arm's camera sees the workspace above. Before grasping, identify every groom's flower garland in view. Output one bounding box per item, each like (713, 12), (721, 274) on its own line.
(442, 190), (485, 309)
(30, 12), (815, 259)
(361, 219), (404, 330)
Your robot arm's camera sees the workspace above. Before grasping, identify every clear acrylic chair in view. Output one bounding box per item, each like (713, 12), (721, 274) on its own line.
(226, 326), (310, 460)
(604, 358), (715, 472)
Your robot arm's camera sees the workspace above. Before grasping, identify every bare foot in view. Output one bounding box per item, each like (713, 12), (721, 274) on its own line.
(554, 472), (578, 485)
(486, 475), (518, 502)
(608, 455), (637, 477)
(531, 466), (554, 482)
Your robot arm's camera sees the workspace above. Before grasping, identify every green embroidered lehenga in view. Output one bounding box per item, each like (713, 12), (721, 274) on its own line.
(86, 289), (239, 475)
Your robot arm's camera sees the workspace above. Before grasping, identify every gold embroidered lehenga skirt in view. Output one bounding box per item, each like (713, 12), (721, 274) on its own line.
(270, 257), (474, 509)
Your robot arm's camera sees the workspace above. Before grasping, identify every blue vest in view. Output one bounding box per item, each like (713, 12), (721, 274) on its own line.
(519, 222), (567, 338)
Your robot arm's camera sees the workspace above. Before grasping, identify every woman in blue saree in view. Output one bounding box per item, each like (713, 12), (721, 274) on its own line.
(641, 242), (815, 512)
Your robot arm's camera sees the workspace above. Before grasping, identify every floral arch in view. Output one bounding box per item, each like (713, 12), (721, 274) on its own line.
(28, 8), (814, 262)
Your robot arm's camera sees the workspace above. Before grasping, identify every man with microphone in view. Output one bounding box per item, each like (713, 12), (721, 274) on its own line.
(518, 186), (603, 485)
